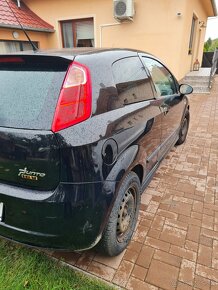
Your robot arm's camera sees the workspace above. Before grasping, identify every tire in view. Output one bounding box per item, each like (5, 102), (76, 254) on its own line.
(99, 172), (141, 256)
(176, 110), (190, 145)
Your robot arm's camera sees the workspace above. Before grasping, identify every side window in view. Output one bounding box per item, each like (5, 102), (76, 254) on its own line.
(142, 57), (177, 97)
(112, 57), (154, 107)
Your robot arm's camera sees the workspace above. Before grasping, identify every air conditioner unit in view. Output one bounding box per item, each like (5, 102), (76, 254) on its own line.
(114, 0), (135, 21)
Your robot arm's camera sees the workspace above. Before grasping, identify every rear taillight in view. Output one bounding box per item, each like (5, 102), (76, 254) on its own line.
(52, 61), (92, 132)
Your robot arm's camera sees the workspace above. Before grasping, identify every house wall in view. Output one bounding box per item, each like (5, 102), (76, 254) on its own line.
(23, 0), (212, 79)
(179, 0), (208, 78)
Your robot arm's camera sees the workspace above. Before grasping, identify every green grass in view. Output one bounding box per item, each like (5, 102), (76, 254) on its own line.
(0, 239), (113, 290)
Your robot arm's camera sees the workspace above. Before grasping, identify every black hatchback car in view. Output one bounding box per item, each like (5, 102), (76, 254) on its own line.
(0, 49), (192, 256)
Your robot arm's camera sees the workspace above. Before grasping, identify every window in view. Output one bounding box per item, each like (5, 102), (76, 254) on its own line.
(142, 58), (177, 97)
(0, 40), (38, 53)
(61, 18), (94, 48)
(112, 57), (154, 107)
(0, 56), (68, 130)
(188, 15), (197, 55)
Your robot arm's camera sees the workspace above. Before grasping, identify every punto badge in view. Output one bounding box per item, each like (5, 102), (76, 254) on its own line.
(18, 167), (46, 181)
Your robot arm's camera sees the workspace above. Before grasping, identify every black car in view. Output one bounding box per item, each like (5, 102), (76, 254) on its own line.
(0, 49), (192, 256)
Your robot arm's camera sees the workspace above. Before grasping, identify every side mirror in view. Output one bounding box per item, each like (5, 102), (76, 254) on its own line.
(179, 84), (193, 95)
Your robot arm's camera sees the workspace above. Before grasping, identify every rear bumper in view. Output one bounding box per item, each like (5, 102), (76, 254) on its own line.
(0, 181), (116, 250)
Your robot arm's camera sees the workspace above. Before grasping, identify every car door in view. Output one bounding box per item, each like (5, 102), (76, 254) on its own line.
(111, 56), (162, 175)
(140, 55), (185, 158)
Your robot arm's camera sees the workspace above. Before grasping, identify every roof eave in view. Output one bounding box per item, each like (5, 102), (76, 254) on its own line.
(211, 0), (218, 16)
(0, 23), (55, 33)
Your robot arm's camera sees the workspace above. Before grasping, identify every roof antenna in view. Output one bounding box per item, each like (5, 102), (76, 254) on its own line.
(5, 0), (38, 52)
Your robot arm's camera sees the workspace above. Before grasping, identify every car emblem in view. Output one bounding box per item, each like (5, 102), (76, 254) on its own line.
(18, 167), (46, 181)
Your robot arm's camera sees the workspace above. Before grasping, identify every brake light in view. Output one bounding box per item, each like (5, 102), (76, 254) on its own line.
(0, 57), (24, 63)
(52, 61), (92, 132)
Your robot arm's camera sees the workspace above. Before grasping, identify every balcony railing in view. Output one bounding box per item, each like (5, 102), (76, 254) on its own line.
(209, 48), (218, 88)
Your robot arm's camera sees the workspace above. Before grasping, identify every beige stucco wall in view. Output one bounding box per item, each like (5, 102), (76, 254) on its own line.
(0, 27), (50, 49)
(22, 0), (213, 79)
(179, 0), (208, 79)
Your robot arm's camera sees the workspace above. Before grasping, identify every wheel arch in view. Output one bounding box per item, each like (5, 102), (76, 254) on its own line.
(131, 164), (144, 184)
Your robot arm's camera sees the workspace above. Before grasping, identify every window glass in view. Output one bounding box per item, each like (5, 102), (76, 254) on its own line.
(0, 56), (68, 129)
(189, 16), (197, 55)
(0, 41), (38, 53)
(61, 18), (94, 48)
(142, 58), (177, 97)
(112, 57), (154, 107)
(62, 22), (74, 48)
(76, 20), (94, 47)
(22, 42), (37, 51)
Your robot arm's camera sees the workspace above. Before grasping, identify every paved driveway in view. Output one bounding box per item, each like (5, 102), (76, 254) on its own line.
(52, 77), (218, 290)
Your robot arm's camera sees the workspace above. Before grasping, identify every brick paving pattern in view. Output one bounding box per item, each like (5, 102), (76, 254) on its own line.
(52, 77), (218, 289)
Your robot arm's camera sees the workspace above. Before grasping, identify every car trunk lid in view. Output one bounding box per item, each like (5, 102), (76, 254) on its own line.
(0, 128), (60, 190)
(0, 55), (72, 190)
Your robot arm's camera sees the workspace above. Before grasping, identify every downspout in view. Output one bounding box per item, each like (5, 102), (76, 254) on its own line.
(99, 22), (121, 48)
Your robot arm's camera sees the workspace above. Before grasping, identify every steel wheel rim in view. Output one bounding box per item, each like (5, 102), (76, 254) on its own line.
(116, 186), (136, 243)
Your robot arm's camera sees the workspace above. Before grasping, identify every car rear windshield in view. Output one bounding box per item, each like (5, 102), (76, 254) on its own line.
(0, 55), (71, 130)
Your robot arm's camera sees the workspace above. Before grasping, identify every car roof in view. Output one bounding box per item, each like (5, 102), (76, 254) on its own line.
(1, 47), (154, 59)
(0, 48), (171, 77)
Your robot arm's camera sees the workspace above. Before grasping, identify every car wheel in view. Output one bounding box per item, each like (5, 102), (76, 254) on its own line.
(99, 172), (141, 256)
(176, 110), (190, 145)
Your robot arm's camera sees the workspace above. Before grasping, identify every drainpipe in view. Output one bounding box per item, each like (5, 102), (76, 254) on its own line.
(99, 22), (121, 48)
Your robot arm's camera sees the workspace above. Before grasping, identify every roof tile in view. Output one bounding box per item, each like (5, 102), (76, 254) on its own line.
(0, 0), (54, 32)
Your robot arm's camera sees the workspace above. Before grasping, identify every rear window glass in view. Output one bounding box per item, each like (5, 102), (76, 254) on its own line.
(0, 56), (70, 130)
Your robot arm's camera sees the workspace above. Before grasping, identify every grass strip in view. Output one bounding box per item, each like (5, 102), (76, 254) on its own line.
(0, 239), (113, 290)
